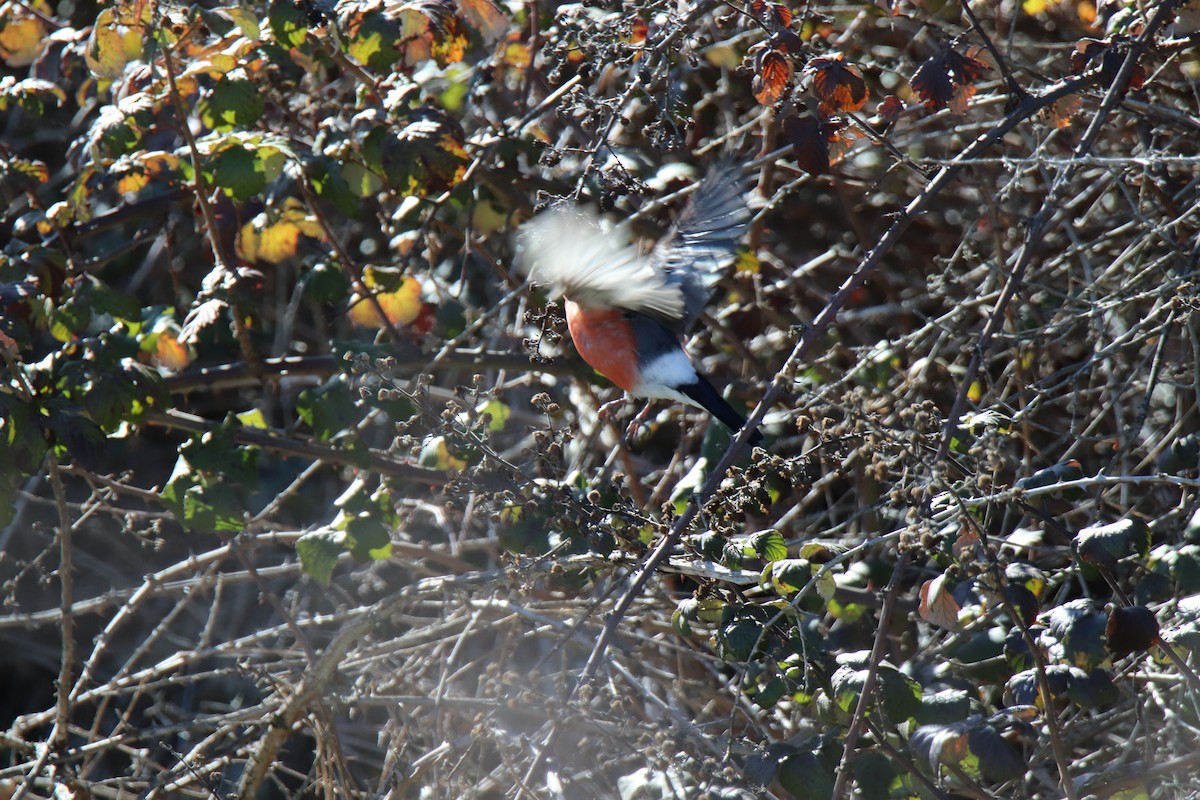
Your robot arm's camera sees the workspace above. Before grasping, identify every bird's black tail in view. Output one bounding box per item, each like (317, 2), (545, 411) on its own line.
(680, 377), (763, 446)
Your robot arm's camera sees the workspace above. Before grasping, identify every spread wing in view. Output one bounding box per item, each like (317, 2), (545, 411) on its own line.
(649, 164), (752, 330)
(517, 163), (750, 328)
(517, 203), (686, 321)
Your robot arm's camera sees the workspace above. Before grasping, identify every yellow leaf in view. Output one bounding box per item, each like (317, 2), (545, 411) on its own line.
(236, 408), (268, 428)
(236, 199), (322, 264)
(734, 249), (760, 274)
(0, 5), (48, 67)
(967, 380), (983, 403)
(420, 436), (466, 470)
(470, 200), (507, 235)
(86, 6), (147, 78)
(499, 37), (531, 69)
(349, 275), (423, 328)
(705, 43), (741, 70)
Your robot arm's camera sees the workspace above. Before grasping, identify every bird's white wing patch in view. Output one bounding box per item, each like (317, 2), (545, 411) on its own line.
(632, 350), (698, 403)
(517, 205), (685, 321)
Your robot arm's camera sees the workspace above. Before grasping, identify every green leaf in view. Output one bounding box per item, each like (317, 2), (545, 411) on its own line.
(1043, 598), (1111, 671)
(0, 77), (66, 115)
(235, 408), (268, 428)
(163, 477), (244, 532)
(43, 401), (105, 468)
(361, 112), (467, 197)
(344, 514), (392, 561)
(877, 666), (923, 722)
(478, 398), (509, 432)
(852, 751), (896, 800)
(220, 5), (262, 39)
(742, 528), (788, 562)
(206, 144), (266, 200)
(778, 750), (835, 800)
(270, 0), (309, 47)
(297, 529), (346, 585)
(340, 6), (403, 71)
(340, 160), (385, 199)
(308, 158), (366, 217)
(749, 675), (786, 709)
(1075, 517), (1150, 568)
(913, 720), (1024, 782)
(670, 457), (707, 514)
(200, 73), (265, 132)
(761, 558), (832, 600)
(915, 688), (972, 725)
(717, 614), (763, 662)
(303, 261), (351, 304)
(297, 379), (359, 440)
(830, 655), (921, 721)
(178, 430), (259, 487)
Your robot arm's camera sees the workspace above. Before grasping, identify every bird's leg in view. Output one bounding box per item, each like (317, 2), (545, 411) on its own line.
(624, 401), (656, 441)
(597, 397), (628, 421)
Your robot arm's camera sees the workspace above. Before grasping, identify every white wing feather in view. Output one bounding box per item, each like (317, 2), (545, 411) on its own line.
(517, 204), (685, 321)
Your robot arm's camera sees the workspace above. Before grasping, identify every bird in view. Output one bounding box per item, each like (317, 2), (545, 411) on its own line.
(518, 164), (762, 445)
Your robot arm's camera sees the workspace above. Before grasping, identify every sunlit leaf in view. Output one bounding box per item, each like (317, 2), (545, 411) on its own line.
(911, 45), (989, 113)
(85, 4), (150, 78)
(1046, 93), (1082, 128)
(454, 0), (506, 41)
(0, 2), (49, 67)
(919, 572), (963, 629)
(752, 48), (792, 105)
(1075, 517), (1150, 568)
(361, 110), (468, 196)
(1042, 598), (1110, 670)
(912, 719), (1025, 781)
(0, 77), (66, 115)
(271, 0), (313, 48)
(349, 273), (423, 328)
(750, 0), (793, 27)
(152, 329), (192, 370)
(297, 529), (345, 585)
(807, 53), (868, 115)
(237, 199), (323, 264)
(200, 71), (266, 132)
(478, 398), (510, 432)
(742, 528), (788, 562)
(877, 93), (904, 126)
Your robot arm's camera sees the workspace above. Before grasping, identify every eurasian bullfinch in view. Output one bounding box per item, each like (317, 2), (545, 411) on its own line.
(519, 165), (762, 445)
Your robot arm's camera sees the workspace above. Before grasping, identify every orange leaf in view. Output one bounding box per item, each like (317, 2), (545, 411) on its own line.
(1045, 93), (1082, 128)
(453, 0), (506, 42)
(808, 53), (868, 115)
(877, 94), (904, 126)
(911, 46), (989, 113)
(752, 49), (792, 106)
(751, 0), (793, 27)
(153, 330), (192, 371)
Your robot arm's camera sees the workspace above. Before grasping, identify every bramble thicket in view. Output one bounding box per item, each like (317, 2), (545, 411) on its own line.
(1, 0), (1200, 797)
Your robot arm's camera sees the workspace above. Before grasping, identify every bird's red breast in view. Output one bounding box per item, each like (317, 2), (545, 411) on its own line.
(565, 300), (639, 392)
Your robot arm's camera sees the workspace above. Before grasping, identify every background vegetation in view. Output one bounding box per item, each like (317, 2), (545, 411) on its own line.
(1, 0), (1199, 796)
